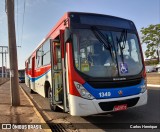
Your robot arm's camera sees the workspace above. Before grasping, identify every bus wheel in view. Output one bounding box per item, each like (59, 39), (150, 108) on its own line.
(30, 89), (34, 94)
(48, 87), (60, 111)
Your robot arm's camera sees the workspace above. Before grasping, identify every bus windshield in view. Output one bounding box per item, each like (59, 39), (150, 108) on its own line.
(72, 29), (143, 78)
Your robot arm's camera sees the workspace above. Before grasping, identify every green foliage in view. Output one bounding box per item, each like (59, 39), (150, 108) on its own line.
(141, 24), (160, 60)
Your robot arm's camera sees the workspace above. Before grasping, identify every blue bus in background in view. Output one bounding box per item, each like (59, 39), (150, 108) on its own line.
(18, 69), (25, 83)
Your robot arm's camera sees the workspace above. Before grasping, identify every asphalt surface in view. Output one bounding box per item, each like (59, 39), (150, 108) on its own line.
(20, 83), (160, 132)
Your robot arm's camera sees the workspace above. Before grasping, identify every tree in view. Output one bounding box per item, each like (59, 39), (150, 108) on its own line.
(141, 24), (160, 62)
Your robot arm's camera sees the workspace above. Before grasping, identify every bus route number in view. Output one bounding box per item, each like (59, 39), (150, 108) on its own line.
(99, 92), (111, 97)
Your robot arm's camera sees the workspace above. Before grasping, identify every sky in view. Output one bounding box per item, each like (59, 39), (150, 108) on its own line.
(0, 0), (160, 69)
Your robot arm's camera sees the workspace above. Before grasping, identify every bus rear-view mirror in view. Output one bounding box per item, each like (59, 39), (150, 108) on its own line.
(64, 28), (71, 43)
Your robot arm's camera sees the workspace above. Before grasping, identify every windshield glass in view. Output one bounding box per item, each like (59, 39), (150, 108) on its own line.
(72, 29), (143, 78)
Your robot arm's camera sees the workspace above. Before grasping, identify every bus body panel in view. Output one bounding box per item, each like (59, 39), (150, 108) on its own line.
(25, 61), (30, 87)
(35, 69), (51, 97)
(27, 65), (52, 97)
(66, 43), (85, 96)
(82, 80), (145, 99)
(25, 72), (29, 86)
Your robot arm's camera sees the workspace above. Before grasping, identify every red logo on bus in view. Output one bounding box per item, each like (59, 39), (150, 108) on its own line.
(118, 90), (123, 96)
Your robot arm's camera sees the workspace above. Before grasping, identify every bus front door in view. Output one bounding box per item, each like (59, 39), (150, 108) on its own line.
(51, 39), (68, 112)
(31, 56), (35, 91)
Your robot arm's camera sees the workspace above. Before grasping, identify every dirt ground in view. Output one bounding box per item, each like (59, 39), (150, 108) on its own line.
(0, 81), (47, 132)
(146, 72), (160, 85)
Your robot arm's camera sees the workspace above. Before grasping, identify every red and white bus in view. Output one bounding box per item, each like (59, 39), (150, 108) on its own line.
(25, 12), (147, 116)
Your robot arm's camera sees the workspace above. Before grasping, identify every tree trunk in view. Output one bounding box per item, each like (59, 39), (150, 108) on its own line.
(157, 50), (160, 63)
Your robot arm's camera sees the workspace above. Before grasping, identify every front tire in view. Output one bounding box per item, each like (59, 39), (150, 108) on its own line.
(30, 88), (34, 94)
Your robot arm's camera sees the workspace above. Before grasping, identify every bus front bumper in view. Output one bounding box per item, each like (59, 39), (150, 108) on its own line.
(69, 90), (147, 116)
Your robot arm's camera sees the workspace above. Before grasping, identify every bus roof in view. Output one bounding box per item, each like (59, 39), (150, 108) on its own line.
(26, 12), (134, 61)
(26, 12), (69, 60)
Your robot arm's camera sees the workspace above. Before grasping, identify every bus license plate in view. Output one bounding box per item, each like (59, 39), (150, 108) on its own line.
(114, 104), (127, 111)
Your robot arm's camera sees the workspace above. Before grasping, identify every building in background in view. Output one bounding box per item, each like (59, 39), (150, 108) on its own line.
(0, 66), (9, 77)
(145, 58), (160, 72)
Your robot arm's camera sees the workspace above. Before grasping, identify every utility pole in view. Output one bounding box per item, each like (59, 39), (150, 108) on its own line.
(6, 0), (20, 106)
(2, 49), (4, 78)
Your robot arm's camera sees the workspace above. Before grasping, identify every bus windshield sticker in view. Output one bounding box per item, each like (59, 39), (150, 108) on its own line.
(120, 63), (128, 74)
(81, 63), (90, 72)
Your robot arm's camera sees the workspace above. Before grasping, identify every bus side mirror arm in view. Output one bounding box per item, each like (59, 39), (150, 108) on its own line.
(64, 28), (71, 43)
(50, 39), (60, 44)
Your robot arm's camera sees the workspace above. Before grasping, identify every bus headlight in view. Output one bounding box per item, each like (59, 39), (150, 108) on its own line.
(81, 89), (86, 96)
(141, 80), (147, 93)
(74, 82), (95, 100)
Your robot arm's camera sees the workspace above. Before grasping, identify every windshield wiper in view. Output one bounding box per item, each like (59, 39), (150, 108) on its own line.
(116, 29), (127, 63)
(91, 26), (114, 60)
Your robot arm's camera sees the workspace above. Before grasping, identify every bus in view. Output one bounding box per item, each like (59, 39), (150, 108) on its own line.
(18, 69), (25, 83)
(25, 12), (147, 116)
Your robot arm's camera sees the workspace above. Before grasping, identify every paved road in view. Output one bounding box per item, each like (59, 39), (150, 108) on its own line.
(20, 83), (160, 132)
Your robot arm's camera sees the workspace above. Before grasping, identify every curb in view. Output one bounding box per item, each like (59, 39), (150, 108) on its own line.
(20, 85), (52, 132)
(20, 84), (79, 132)
(147, 84), (160, 88)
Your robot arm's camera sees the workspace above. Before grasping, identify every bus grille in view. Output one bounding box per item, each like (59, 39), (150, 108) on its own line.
(88, 78), (141, 88)
(99, 97), (139, 111)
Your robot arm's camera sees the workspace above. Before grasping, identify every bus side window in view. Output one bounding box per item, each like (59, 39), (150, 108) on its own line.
(54, 43), (62, 70)
(42, 40), (50, 66)
(28, 58), (32, 70)
(36, 47), (42, 68)
(26, 62), (28, 72)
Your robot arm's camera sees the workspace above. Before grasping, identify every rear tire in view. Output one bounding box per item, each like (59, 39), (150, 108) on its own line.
(30, 89), (34, 94)
(48, 87), (61, 111)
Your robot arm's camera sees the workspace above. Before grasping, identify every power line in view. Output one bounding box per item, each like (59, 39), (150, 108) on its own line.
(16, 0), (19, 46)
(159, 0), (160, 23)
(5, 0), (7, 13)
(20, 0), (26, 48)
